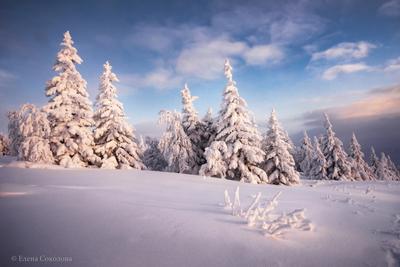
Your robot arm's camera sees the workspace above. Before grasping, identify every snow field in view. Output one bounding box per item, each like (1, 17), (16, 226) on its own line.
(1, 166), (399, 267)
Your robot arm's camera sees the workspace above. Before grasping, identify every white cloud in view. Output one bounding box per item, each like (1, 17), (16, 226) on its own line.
(384, 57), (400, 72)
(126, 24), (215, 54)
(243, 44), (284, 66)
(120, 68), (183, 91)
(311, 41), (376, 61)
(322, 63), (372, 80)
(176, 40), (286, 79)
(175, 37), (247, 80)
(379, 0), (400, 17)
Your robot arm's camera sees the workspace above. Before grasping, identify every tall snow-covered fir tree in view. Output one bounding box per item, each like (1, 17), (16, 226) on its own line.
(203, 59), (267, 184)
(18, 104), (54, 163)
(298, 130), (313, 177)
(320, 113), (352, 180)
(309, 136), (327, 180)
(181, 83), (204, 172)
(142, 137), (168, 171)
(7, 110), (22, 156)
(158, 110), (196, 174)
(348, 133), (375, 181)
(262, 109), (300, 185)
(44, 31), (98, 168)
(93, 61), (145, 169)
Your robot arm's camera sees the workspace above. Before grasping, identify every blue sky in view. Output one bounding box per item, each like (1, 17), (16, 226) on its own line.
(0, 0), (399, 162)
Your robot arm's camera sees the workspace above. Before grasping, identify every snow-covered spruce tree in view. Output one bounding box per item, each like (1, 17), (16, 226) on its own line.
(0, 133), (9, 156)
(370, 146), (380, 176)
(142, 137), (167, 171)
(262, 112), (295, 154)
(262, 109), (300, 185)
(203, 59), (267, 184)
(348, 133), (376, 181)
(309, 136), (327, 180)
(320, 113), (352, 180)
(93, 61), (145, 169)
(44, 31), (98, 167)
(7, 110), (22, 156)
(199, 141), (228, 178)
(18, 104), (54, 163)
(283, 129), (296, 156)
(158, 110), (196, 173)
(298, 130), (313, 177)
(181, 83), (204, 172)
(376, 153), (396, 181)
(387, 155), (400, 180)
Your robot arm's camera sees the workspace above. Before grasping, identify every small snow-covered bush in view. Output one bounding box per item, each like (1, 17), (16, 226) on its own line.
(18, 104), (53, 163)
(223, 188), (313, 239)
(199, 141), (228, 178)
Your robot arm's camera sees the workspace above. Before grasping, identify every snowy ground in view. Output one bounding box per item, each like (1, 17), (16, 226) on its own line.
(1, 161), (400, 266)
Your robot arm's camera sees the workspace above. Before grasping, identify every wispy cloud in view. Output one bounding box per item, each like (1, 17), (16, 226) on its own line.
(120, 67), (183, 91)
(243, 44), (284, 66)
(125, 24), (204, 53)
(336, 85), (400, 119)
(300, 85), (400, 122)
(123, 26), (287, 83)
(311, 41), (376, 61)
(384, 56), (400, 72)
(211, 1), (325, 45)
(318, 55), (400, 80)
(379, 0), (400, 17)
(120, 1), (327, 90)
(322, 63), (373, 80)
(269, 4), (325, 45)
(175, 36), (247, 79)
